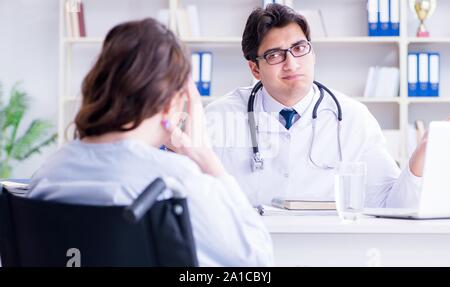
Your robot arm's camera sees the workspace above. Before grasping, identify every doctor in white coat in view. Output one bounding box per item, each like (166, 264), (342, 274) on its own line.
(205, 4), (426, 207)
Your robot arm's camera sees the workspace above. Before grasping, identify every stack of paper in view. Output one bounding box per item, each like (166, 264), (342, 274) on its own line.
(0, 179), (30, 197)
(363, 66), (399, 98)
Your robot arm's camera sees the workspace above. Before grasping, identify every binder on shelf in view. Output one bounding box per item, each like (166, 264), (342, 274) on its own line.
(78, 1), (86, 37)
(363, 66), (399, 98)
(262, 0), (284, 8)
(191, 52), (201, 92)
(363, 67), (376, 98)
(70, 1), (79, 37)
(200, 52), (212, 96)
(64, 0), (86, 38)
(379, 0), (389, 36)
(367, 0), (379, 36)
(174, 5), (201, 39)
(429, 53), (440, 97)
(408, 53), (418, 97)
(418, 53), (429, 97)
(298, 10), (328, 38)
(191, 51), (212, 96)
(186, 5), (200, 38)
(65, 0), (74, 37)
(175, 8), (190, 38)
(368, 0), (399, 37)
(389, 0), (400, 36)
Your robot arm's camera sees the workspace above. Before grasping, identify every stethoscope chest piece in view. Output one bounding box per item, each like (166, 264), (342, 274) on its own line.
(251, 152), (264, 171)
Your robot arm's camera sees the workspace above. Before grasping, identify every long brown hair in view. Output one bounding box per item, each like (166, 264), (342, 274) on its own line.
(75, 18), (190, 139)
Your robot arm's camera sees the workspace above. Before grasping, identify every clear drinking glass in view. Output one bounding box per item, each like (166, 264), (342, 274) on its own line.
(334, 162), (367, 221)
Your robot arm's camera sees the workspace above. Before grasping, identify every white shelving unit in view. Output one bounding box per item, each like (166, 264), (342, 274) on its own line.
(59, 0), (450, 167)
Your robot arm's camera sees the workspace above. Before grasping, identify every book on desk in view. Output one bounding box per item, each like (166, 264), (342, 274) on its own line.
(257, 198), (337, 216)
(256, 204), (337, 216)
(271, 197), (336, 210)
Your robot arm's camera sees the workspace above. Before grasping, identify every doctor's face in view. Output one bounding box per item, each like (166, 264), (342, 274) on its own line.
(249, 22), (315, 106)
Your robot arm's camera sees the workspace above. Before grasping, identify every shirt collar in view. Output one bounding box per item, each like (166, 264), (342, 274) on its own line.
(261, 85), (315, 115)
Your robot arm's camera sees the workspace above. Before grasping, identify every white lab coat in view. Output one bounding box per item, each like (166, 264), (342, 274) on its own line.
(205, 85), (422, 208)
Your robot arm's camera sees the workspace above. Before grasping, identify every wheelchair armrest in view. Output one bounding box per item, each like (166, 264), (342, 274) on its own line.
(123, 177), (167, 223)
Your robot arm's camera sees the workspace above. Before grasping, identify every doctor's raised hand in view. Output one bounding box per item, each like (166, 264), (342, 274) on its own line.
(409, 116), (450, 177)
(163, 78), (227, 177)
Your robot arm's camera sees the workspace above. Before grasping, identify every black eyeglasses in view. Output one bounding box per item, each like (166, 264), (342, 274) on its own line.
(254, 41), (312, 65)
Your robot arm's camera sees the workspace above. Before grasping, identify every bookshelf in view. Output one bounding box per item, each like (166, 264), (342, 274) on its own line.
(59, 0), (450, 168)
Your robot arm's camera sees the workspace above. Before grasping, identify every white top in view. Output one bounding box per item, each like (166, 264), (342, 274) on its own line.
(263, 215), (450, 234)
(27, 139), (274, 267)
(205, 85), (422, 208)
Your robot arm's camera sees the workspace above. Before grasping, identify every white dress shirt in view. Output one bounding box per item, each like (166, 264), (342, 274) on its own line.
(205, 84), (422, 208)
(27, 139), (274, 267)
(262, 86), (314, 126)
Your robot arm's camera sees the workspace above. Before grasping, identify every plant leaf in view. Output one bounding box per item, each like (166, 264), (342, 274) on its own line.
(0, 81), (4, 108)
(0, 83), (4, 158)
(3, 84), (28, 131)
(12, 134), (57, 161)
(11, 120), (56, 160)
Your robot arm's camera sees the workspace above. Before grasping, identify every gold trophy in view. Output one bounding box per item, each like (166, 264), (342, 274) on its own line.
(410, 0), (437, 37)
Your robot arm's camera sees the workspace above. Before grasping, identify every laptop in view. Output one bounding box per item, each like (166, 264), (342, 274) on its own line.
(364, 121), (450, 219)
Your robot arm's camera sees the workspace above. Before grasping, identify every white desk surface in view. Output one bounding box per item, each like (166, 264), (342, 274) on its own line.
(262, 215), (450, 234)
(262, 215), (450, 266)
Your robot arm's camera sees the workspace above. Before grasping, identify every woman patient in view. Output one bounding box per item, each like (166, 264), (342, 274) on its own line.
(28, 18), (273, 267)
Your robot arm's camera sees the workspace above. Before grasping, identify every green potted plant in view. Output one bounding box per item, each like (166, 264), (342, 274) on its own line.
(0, 82), (57, 178)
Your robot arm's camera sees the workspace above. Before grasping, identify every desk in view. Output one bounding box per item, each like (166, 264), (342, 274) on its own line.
(262, 215), (450, 266)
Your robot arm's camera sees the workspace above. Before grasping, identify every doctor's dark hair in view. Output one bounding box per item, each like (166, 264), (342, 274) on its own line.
(242, 3), (311, 62)
(74, 18), (190, 139)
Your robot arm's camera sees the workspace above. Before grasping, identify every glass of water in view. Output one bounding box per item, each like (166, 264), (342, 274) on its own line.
(334, 162), (367, 221)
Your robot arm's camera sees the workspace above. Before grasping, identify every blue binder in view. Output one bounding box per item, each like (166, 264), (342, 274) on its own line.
(199, 52), (212, 96)
(379, 0), (389, 36)
(389, 0), (400, 36)
(191, 52), (201, 93)
(262, 0), (278, 8)
(418, 53), (429, 97)
(408, 53), (418, 97)
(368, 0), (379, 36)
(429, 53), (440, 97)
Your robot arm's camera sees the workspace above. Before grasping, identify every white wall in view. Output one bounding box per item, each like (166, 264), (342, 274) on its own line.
(0, 0), (59, 178)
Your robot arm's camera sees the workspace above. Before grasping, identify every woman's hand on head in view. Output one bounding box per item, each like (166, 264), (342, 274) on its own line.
(162, 78), (226, 177)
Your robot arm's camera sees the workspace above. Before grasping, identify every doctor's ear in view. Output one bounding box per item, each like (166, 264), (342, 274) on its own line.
(248, 61), (261, 80)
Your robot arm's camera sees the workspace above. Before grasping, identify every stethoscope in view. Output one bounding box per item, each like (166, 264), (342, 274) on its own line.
(248, 80), (343, 172)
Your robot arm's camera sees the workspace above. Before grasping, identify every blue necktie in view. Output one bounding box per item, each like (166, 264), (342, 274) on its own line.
(279, 109), (298, 130)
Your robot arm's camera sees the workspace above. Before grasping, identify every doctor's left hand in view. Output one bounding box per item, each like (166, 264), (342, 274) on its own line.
(409, 116), (450, 177)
